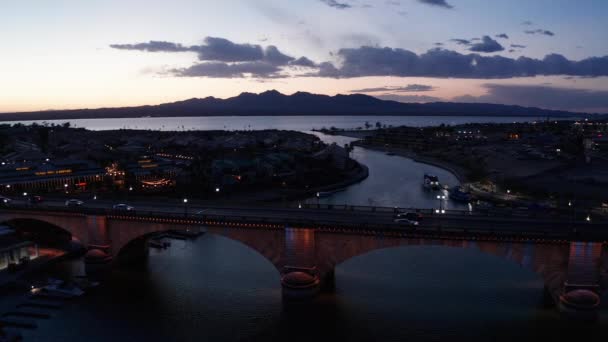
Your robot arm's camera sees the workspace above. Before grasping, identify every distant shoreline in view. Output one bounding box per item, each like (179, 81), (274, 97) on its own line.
(0, 113), (586, 124)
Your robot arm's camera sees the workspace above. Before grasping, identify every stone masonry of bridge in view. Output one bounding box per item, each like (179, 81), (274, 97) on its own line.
(0, 208), (605, 318)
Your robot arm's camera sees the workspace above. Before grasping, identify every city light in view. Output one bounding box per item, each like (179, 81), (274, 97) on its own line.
(22, 192), (27, 196)
(215, 187), (220, 193)
(183, 198), (188, 204)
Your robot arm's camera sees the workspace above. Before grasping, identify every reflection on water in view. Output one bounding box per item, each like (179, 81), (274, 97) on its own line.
(20, 236), (608, 341)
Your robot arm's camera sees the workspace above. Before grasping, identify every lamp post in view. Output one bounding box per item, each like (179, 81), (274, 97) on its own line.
(183, 198), (189, 217)
(316, 192), (320, 207)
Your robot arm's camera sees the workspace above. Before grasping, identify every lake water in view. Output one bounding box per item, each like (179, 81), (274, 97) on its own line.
(4, 115), (605, 341)
(7, 115), (546, 132)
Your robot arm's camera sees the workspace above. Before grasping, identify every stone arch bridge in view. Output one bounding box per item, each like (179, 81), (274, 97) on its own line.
(0, 206), (606, 318)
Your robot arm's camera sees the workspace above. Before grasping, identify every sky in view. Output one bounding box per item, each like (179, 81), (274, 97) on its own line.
(1, 0), (607, 113)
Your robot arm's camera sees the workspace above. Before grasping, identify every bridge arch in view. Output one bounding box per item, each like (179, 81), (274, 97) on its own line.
(314, 233), (570, 302)
(107, 220), (286, 272)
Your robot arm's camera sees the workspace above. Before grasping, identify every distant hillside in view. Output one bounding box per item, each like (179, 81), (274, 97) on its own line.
(0, 90), (596, 122)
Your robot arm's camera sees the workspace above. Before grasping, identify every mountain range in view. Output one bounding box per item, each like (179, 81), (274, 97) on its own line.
(0, 90), (597, 122)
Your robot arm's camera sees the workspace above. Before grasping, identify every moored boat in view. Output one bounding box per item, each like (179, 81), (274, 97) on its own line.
(423, 174), (441, 190)
(449, 186), (472, 202)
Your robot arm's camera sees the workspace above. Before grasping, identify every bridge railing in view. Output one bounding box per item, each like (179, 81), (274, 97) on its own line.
(0, 200), (603, 224)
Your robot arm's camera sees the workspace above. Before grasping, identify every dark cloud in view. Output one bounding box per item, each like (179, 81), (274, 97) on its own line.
(109, 41), (192, 52)
(313, 46), (608, 78)
(454, 84), (608, 113)
(450, 38), (471, 46)
(434, 42), (444, 46)
(290, 56), (317, 67)
(376, 94), (443, 103)
(496, 33), (509, 39)
(350, 84), (436, 93)
(510, 44), (526, 48)
(263, 45), (295, 65)
(469, 36), (504, 53)
(522, 20), (533, 26)
(111, 36), (298, 67)
(418, 0), (453, 9)
(173, 61), (282, 78)
(319, 0), (352, 9)
(194, 37), (264, 62)
(525, 29), (555, 36)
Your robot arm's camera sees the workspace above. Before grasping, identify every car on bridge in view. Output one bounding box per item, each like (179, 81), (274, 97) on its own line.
(65, 199), (85, 207)
(393, 218), (419, 226)
(112, 204), (135, 212)
(0, 196), (12, 207)
(28, 195), (44, 204)
(394, 212), (423, 222)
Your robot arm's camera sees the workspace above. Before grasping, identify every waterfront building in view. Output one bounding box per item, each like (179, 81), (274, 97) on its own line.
(0, 225), (38, 271)
(0, 159), (105, 193)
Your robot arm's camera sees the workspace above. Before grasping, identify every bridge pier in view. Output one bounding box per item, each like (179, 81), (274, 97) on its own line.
(557, 242), (603, 321)
(281, 266), (320, 300)
(84, 215), (113, 275)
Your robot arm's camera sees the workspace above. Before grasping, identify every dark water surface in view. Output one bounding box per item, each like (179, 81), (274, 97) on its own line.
(22, 236), (608, 341)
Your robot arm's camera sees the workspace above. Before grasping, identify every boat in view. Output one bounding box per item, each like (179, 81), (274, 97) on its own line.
(449, 186), (472, 202)
(423, 174), (441, 190)
(42, 279), (84, 297)
(316, 188), (345, 197)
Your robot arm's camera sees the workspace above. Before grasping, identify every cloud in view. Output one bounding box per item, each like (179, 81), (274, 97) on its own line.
(194, 37), (264, 62)
(113, 38), (608, 80)
(263, 45), (295, 65)
(173, 61), (282, 78)
(290, 56), (317, 67)
(469, 36), (504, 53)
(375, 94), (443, 103)
(453, 84), (608, 112)
(522, 20), (533, 26)
(496, 33), (509, 39)
(312, 46), (608, 78)
(418, 0), (453, 9)
(524, 29), (555, 36)
(111, 37), (297, 65)
(350, 84), (435, 93)
(109, 41), (192, 52)
(450, 38), (471, 46)
(510, 44), (526, 48)
(319, 0), (352, 9)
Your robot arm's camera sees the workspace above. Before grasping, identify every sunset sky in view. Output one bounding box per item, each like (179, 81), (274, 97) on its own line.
(1, 0), (607, 113)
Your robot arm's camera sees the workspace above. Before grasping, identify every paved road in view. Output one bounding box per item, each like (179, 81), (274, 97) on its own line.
(4, 197), (604, 240)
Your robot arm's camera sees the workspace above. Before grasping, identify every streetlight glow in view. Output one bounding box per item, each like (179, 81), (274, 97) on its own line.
(183, 198), (188, 204)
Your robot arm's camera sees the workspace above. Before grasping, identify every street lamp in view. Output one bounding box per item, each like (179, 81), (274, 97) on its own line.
(215, 187), (220, 193)
(586, 215), (591, 222)
(183, 198), (189, 216)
